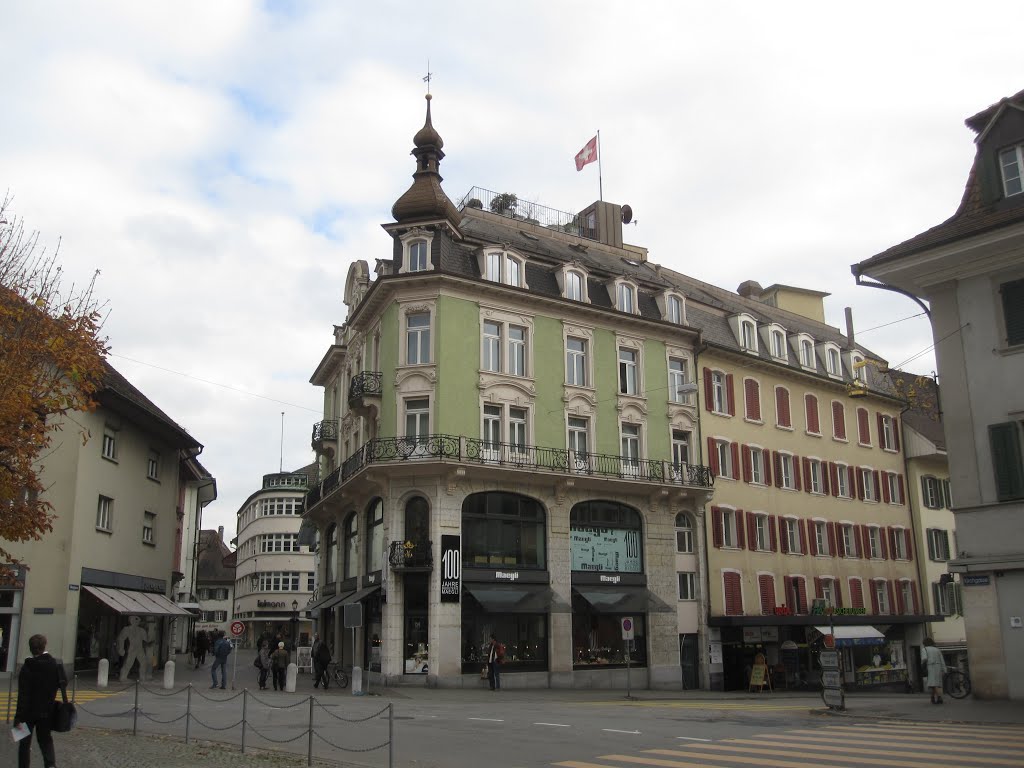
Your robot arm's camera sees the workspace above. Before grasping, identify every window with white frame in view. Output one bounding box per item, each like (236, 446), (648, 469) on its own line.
(616, 282), (635, 313)
(886, 472), (901, 504)
(482, 320), (528, 377)
(835, 463), (850, 498)
(677, 572), (697, 601)
(814, 521), (828, 555)
(621, 423), (641, 471)
(671, 430), (691, 472)
(566, 337), (588, 386)
(779, 453), (796, 489)
(827, 347), (841, 376)
(800, 338), (815, 369)
(666, 294), (683, 324)
(565, 270), (584, 301)
(786, 518), (802, 553)
(711, 371), (727, 414)
(842, 523), (857, 557)
(258, 572), (302, 591)
(568, 417), (589, 467)
(259, 497), (304, 516)
(933, 581), (951, 615)
(405, 398), (430, 440)
(755, 514), (770, 551)
(891, 528), (907, 559)
(861, 468), (877, 501)
(618, 348), (639, 395)
(102, 432), (117, 461)
(807, 459), (823, 494)
(900, 580), (914, 614)
(408, 240), (429, 272)
(874, 580), (890, 613)
(482, 322), (501, 372)
(880, 414), (897, 451)
(483, 405), (502, 449)
(721, 509), (738, 548)
(927, 528), (951, 561)
(509, 407), (528, 451)
(770, 329), (786, 360)
(668, 357), (690, 403)
(922, 476), (942, 508)
(750, 447), (765, 484)
(715, 439), (734, 479)
(261, 533), (300, 553)
(741, 320), (757, 352)
(406, 312), (431, 365)
(142, 511), (155, 544)
(1000, 145), (1023, 197)
(485, 250), (525, 286)
(675, 513), (694, 553)
(508, 326), (527, 376)
(868, 526), (882, 558)
(96, 495), (113, 531)
(147, 451), (160, 480)
(820, 577), (836, 607)
(852, 354), (868, 382)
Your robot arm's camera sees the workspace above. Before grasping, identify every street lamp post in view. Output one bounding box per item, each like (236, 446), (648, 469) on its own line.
(290, 599), (299, 651)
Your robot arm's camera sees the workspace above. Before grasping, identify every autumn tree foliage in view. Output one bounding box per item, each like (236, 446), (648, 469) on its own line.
(0, 196), (108, 566)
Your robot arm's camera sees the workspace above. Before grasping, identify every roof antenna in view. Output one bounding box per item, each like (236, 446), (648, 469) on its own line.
(279, 411), (285, 473)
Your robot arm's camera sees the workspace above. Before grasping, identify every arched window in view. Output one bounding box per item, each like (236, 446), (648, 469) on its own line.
(366, 498), (384, 573)
(405, 496), (430, 542)
(675, 513), (693, 553)
(325, 523), (338, 584)
(566, 270), (584, 300)
(343, 512), (358, 579)
(666, 294), (683, 324)
(462, 492), (546, 568)
(570, 500), (643, 573)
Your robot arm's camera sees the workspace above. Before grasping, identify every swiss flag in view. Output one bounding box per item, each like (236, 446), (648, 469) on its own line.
(575, 136), (598, 171)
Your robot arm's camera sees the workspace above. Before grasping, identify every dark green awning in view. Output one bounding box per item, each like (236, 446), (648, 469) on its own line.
(572, 586), (673, 614)
(464, 584), (572, 614)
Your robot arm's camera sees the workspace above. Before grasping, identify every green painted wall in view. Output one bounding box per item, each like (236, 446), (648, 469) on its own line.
(378, 302), (399, 438)
(532, 315), (566, 448)
(435, 295), (479, 438)
(592, 328), (619, 455)
(644, 339), (669, 459)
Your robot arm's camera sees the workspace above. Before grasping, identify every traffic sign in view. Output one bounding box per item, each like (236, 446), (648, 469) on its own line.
(822, 687), (845, 710)
(621, 616), (634, 640)
(821, 670), (841, 689)
(819, 650), (840, 670)
(230, 620), (245, 637)
(822, 633), (835, 649)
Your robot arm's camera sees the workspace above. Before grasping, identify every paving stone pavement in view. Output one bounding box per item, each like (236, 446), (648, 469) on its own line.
(1, 726), (345, 767)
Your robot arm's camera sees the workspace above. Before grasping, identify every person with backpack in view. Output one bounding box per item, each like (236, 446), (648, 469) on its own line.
(487, 634), (504, 691)
(210, 631), (231, 689)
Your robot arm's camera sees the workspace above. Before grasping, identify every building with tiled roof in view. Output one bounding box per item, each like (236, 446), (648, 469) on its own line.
(853, 87), (1024, 700)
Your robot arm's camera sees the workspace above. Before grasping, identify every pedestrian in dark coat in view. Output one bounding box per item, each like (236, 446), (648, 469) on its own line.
(271, 641), (289, 691)
(14, 633), (66, 768)
(257, 641), (272, 690)
(193, 630), (209, 668)
(314, 636), (332, 689)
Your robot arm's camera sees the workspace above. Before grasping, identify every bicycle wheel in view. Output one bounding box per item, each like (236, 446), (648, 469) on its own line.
(944, 670), (971, 699)
(335, 670), (349, 688)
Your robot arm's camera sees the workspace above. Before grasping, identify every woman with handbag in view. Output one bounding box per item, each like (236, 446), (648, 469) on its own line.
(14, 633), (68, 768)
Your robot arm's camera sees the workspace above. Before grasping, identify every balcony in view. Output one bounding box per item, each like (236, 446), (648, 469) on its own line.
(388, 540), (434, 572)
(348, 371), (383, 418)
(305, 434), (713, 513)
(311, 419), (338, 456)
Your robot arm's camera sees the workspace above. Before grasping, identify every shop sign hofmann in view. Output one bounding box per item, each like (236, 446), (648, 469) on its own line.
(257, 600), (286, 609)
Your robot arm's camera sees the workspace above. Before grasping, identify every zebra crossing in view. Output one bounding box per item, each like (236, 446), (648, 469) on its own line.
(553, 721), (1024, 768)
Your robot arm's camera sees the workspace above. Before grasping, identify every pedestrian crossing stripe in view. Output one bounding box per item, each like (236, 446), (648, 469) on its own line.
(578, 701), (812, 711)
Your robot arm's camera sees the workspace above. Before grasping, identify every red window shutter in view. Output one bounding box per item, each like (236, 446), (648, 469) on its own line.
(768, 514), (778, 552)
(783, 575), (794, 611)
(741, 445), (752, 482)
(730, 442), (740, 480)
(778, 517), (789, 554)
(724, 572), (743, 616)
(772, 451), (782, 488)
(802, 458), (811, 493)
(801, 519), (810, 555)
(911, 582), (920, 614)
(814, 576), (823, 599)
(759, 575), (775, 615)
(821, 461), (831, 496)
(858, 408), (870, 445)
(886, 582), (896, 615)
(895, 582), (906, 615)
(805, 394), (820, 433)
(905, 528), (913, 561)
(881, 472), (891, 503)
(707, 437), (720, 476)
(856, 468), (865, 500)
(808, 521), (818, 556)
(869, 580), (880, 614)
(703, 367), (714, 410)
(833, 402), (847, 440)
(835, 580), (844, 608)
(828, 463), (839, 497)
(776, 387), (791, 427)
(796, 577), (808, 614)
(856, 524), (868, 558)
(879, 527), (889, 560)
(827, 522), (838, 556)
(747, 511), (757, 550)
(893, 418), (901, 451)
(851, 579), (864, 609)
(847, 465), (856, 496)
(763, 448), (773, 486)
(877, 412), (885, 448)
(735, 509), (746, 549)
(745, 379), (761, 421)
(792, 455), (802, 491)
(897, 474), (906, 504)
(726, 373), (736, 416)
(711, 507), (723, 548)
(873, 470), (881, 498)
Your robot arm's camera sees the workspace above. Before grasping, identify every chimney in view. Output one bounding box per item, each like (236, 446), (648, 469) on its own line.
(579, 201), (624, 249)
(218, 525), (224, 541)
(737, 280), (764, 301)
(845, 307), (855, 348)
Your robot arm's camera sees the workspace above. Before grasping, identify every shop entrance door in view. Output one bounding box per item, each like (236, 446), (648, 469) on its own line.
(404, 574), (429, 674)
(679, 633), (699, 689)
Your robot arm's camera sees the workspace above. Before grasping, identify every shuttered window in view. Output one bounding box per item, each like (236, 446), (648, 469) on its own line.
(832, 401), (847, 441)
(1001, 278), (1024, 346)
(849, 578), (865, 610)
(805, 394), (820, 435)
(744, 378), (762, 421)
(758, 574), (775, 615)
(857, 407), (871, 445)
(989, 422), (1024, 501)
(775, 387), (792, 428)
(723, 571), (743, 616)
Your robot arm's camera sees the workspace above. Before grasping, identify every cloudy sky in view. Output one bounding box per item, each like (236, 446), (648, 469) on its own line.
(2, 1), (1017, 542)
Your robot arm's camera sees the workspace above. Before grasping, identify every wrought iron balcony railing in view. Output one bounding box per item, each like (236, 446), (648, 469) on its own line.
(388, 539), (434, 571)
(305, 434), (713, 513)
(348, 371), (383, 405)
(311, 419), (338, 445)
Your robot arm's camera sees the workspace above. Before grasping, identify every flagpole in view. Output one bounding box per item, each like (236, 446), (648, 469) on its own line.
(597, 129), (603, 202)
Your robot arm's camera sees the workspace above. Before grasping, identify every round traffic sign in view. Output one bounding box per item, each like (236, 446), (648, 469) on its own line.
(230, 620), (245, 636)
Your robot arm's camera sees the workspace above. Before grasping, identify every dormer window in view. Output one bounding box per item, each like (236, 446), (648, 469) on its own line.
(848, 352), (868, 383)
(666, 294), (683, 324)
(617, 283), (635, 313)
(741, 320), (757, 353)
(820, 342), (842, 378)
(399, 229), (435, 275)
(557, 264), (590, 303)
(771, 329), (786, 360)
(409, 240), (428, 272)
(790, 333), (815, 371)
(482, 249), (527, 287)
(1000, 145), (1023, 197)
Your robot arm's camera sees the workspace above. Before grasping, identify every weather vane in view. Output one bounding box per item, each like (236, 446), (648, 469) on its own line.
(423, 61), (432, 95)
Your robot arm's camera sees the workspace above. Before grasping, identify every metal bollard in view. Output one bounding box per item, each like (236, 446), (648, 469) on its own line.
(97, 658), (109, 688)
(185, 684), (191, 745)
(72, 673), (78, 703)
(132, 679), (139, 736)
(6, 664), (15, 724)
(307, 695), (314, 767)
(163, 660), (175, 689)
(286, 662), (297, 693)
(241, 688), (247, 754)
(388, 702), (394, 768)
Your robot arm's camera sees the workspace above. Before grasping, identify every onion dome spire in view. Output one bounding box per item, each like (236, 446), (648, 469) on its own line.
(391, 94), (460, 225)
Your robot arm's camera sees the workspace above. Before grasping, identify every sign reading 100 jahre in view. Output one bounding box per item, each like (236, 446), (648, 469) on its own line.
(440, 535), (461, 603)
(570, 527), (642, 573)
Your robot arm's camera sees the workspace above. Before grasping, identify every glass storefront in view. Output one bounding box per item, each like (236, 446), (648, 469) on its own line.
(460, 601), (548, 673)
(572, 604), (646, 668)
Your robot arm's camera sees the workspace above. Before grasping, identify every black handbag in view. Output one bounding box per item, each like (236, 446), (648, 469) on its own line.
(51, 685), (76, 732)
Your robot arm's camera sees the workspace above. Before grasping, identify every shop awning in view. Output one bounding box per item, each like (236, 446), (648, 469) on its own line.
(815, 625), (886, 646)
(464, 584), (572, 613)
(308, 590), (354, 614)
(177, 602), (202, 614)
(344, 584), (382, 605)
(83, 586), (192, 616)
(573, 586), (673, 614)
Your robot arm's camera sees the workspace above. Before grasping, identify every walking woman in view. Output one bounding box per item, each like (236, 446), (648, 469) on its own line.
(921, 637), (945, 704)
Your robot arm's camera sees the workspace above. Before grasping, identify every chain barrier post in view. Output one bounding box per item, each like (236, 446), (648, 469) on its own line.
(132, 678), (139, 736)
(72, 672), (78, 703)
(241, 688), (247, 754)
(389, 702), (394, 768)
(307, 695), (314, 767)
(6, 663), (15, 723)
(185, 684), (191, 745)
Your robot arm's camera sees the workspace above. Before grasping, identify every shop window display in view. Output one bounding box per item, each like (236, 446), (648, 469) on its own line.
(571, 596), (647, 668)
(462, 492), (546, 568)
(569, 500), (643, 573)
(459, 607), (548, 674)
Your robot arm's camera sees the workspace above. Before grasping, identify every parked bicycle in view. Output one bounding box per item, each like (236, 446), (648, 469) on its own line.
(943, 667), (971, 699)
(327, 661), (350, 689)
